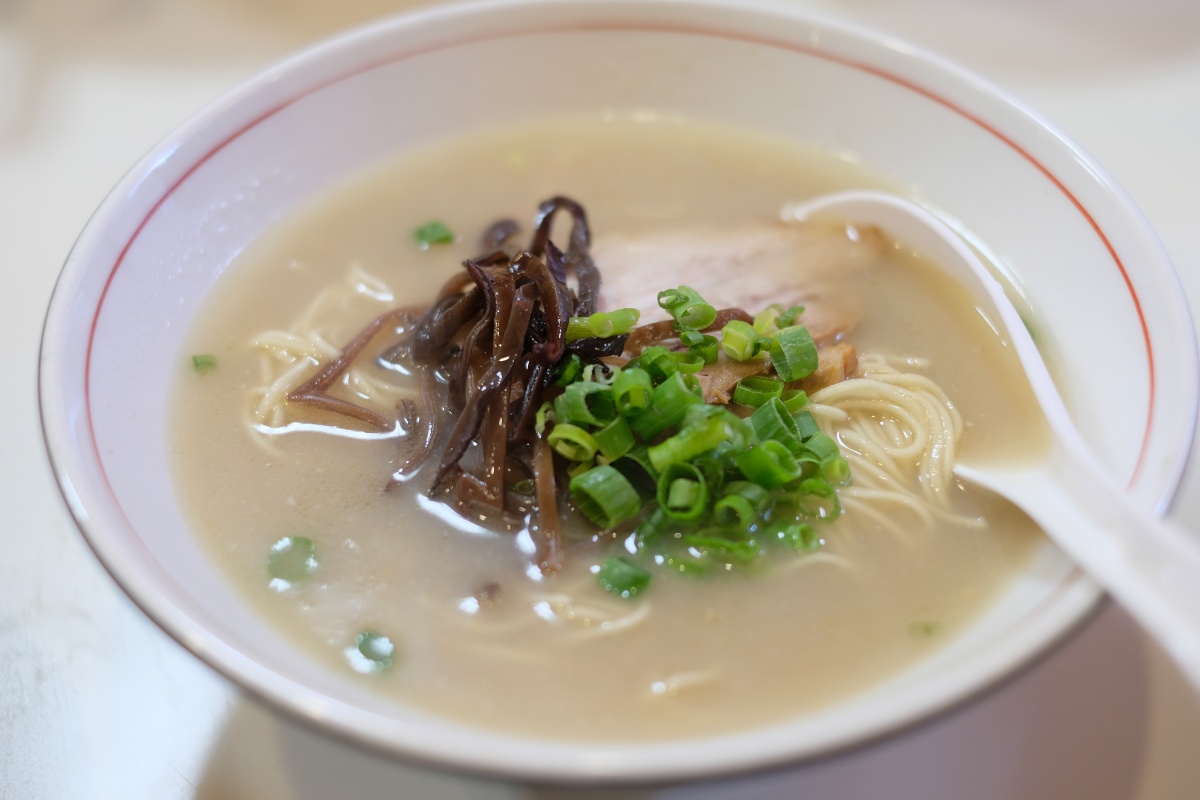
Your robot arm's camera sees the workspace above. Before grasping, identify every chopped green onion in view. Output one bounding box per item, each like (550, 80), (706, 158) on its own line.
(680, 330), (719, 365)
(804, 432), (840, 461)
(581, 362), (615, 385)
(414, 220), (455, 248)
(732, 376), (784, 407)
(567, 458), (596, 479)
(552, 353), (584, 386)
(627, 404), (673, 442)
(613, 367), (653, 415)
(191, 354), (217, 373)
(647, 414), (729, 472)
(597, 556), (652, 599)
(639, 346), (679, 383)
(657, 550), (711, 575)
(720, 320), (763, 361)
(268, 536), (316, 584)
(566, 308), (641, 342)
(667, 478), (702, 510)
(782, 523), (820, 552)
(694, 407), (755, 453)
(753, 306), (781, 336)
(796, 477), (842, 520)
(749, 398), (802, 452)
(723, 480), (770, 506)
(736, 440), (802, 489)
(768, 325), (819, 382)
(681, 534), (761, 562)
(593, 416), (635, 461)
(348, 630), (396, 673)
(713, 494), (758, 529)
(657, 285), (717, 330)
(612, 448), (659, 498)
(793, 410), (821, 441)
(635, 506), (674, 544)
(649, 372), (704, 429)
(569, 465), (642, 528)
(547, 423), (599, 462)
(554, 382), (616, 427)
(778, 304), (805, 327)
(691, 453), (729, 497)
(780, 389), (809, 413)
(752, 304), (805, 335)
(656, 463), (710, 521)
(823, 455), (851, 485)
(534, 401), (554, 435)
(671, 351), (706, 374)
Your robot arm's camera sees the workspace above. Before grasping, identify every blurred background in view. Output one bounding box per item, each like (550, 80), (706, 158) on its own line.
(3, 1), (1200, 797)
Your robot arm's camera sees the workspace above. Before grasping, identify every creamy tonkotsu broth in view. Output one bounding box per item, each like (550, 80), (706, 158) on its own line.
(171, 118), (1046, 741)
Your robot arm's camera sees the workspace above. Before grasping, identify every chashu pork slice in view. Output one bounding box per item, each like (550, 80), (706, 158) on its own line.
(592, 220), (886, 401)
(592, 220), (886, 344)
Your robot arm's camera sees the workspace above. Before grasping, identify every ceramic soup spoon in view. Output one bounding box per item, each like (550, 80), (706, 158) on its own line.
(791, 190), (1200, 691)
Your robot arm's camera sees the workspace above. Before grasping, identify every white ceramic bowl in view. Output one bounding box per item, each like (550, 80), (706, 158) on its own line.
(38, 0), (1198, 783)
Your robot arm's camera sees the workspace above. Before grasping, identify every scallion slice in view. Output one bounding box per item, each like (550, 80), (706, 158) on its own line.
(547, 423), (599, 462)
(804, 432), (840, 461)
(680, 330), (719, 365)
(569, 465), (642, 528)
(191, 354), (217, 373)
(534, 401), (554, 435)
(657, 285), (718, 330)
(612, 449), (659, 498)
(768, 325), (819, 381)
(613, 367), (653, 415)
(656, 462), (710, 521)
(823, 455), (852, 485)
(552, 353), (584, 386)
(793, 410), (821, 441)
(268, 536), (316, 585)
(723, 480), (770, 507)
(567, 458), (596, 479)
(565, 308), (641, 341)
(347, 630), (396, 673)
(554, 381), (616, 427)
(713, 494), (758, 530)
(671, 351), (706, 374)
(753, 305), (781, 336)
(749, 397), (802, 453)
(782, 523), (820, 552)
(681, 534), (760, 562)
(647, 415), (729, 473)
(650, 372), (704, 429)
(593, 416), (635, 461)
(780, 389), (809, 413)
(597, 556), (652, 599)
(639, 346), (679, 383)
(736, 440), (802, 489)
(732, 376), (784, 407)
(720, 320), (762, 361)
(414, 220), (455, 248)
(778, 304), (805, 327)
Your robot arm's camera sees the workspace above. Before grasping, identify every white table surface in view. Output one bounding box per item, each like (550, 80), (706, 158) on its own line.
(4, 1), (1200, 797)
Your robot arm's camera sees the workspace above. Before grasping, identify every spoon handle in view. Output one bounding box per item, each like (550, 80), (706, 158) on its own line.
(958, 443), (1200, 692)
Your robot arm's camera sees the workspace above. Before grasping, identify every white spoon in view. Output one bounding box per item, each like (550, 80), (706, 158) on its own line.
(791, 190), (1200, 691)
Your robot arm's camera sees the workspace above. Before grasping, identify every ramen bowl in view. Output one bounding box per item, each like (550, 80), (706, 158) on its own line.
(37, 0), (1197, 783)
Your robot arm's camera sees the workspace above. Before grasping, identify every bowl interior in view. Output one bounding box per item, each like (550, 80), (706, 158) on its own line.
(39, 0), (1197, 782)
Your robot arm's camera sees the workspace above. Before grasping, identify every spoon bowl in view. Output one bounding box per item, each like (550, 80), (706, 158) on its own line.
(794, 190), (1200, 691)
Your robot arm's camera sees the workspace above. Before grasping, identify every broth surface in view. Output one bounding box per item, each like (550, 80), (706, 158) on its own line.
(171, 117), (1045, 741)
